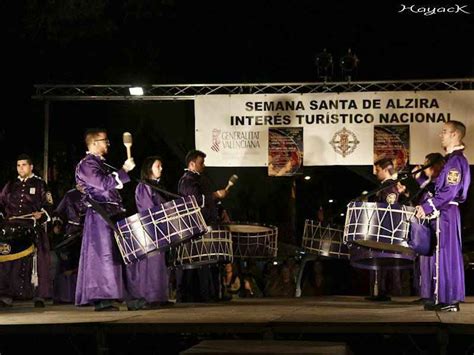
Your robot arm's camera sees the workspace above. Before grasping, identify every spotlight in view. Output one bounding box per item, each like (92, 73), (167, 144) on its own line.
(340, 213), (345, 217)
(304, 176), (311, 181)
(129, 87), (144, 96)
(328, 199), (334, 203)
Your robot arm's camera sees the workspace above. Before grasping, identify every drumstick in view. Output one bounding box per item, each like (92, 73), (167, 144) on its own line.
(123, 132), (133, 160)
(9, 212), (43, 220)
(225, 174), (239, 191)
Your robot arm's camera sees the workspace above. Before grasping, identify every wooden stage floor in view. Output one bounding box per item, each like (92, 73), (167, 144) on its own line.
(1, 296), (474, 354)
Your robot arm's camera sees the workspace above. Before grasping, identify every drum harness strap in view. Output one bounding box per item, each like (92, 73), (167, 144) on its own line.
(102, 161), (181, 200)
(85, 197), (121, 235)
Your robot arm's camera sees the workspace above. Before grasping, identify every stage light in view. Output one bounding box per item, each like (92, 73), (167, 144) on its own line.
(304, 176), (311, 180)
(328, 199), (334, 203)
(273, 261), (278, 265)
(340, 213), (345, 217)
(129, 87), (144, 96)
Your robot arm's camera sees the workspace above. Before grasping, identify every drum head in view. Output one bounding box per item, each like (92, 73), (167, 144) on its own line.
(354, 240), (414, 255)
(226, 224), (273, 233)
(349, 245), (415, 270)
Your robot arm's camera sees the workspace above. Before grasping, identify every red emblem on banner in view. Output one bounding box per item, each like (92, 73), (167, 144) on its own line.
(329, 127), (360, 157)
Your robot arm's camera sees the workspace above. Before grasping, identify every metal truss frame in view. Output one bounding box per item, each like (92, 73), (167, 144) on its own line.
(33, 78), (474, 101)
(32, 78), (474, 181)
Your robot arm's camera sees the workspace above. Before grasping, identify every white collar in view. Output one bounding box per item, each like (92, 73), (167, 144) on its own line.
(185, 168), (200, 175)
(86, 151), (105, 160)
(446, 145), (464, 154)
(18, 174), (35, 182)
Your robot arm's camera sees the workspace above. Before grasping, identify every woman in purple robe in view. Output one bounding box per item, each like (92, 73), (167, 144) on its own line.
(416, 121), (471, 312)
(75, 129), (135, 311)
(125, 156), (170, 308)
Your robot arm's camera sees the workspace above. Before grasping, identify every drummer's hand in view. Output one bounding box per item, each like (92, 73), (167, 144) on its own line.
(215, 189), (228, 199)
(415, 205), (426, 219)
(396, 182), (407, 194)
(122, 157), (135, 172)
(32, 211), (44, 220)
(411, 165), (422, 179)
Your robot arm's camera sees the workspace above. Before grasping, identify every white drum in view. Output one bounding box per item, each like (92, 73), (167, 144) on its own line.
(173, 225), (233, 269)
(302, 220), (349, 259)
(227, 223), (278, 259)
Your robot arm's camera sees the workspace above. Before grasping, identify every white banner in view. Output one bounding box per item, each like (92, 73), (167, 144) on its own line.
(195, 91), (474, 166)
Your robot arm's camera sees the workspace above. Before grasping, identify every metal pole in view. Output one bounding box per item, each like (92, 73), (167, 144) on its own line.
(43, 101), (50, 183)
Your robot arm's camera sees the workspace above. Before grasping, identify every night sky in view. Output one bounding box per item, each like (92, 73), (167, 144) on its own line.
(0, 1), (472, 242)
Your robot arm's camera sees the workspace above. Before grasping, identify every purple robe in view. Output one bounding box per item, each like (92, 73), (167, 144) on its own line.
(420, 148), (471, 304)
(374, 178), (400, 205)
(178, 170), (217, 224)
(176, 170), (218, 303)
(411, 179), (435, 298)
(365, 178), (404, 296)
(0, 175), (52, 300)
(74, 153), (130, 306)
(125, 181), (169, 303)
(51, 188), (85, 303)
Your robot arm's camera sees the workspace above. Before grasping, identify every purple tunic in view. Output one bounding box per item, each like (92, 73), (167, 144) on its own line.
(53, 188), (85, 236)
(51, 188), (85, 303)
(0, 175), (52, 300)
(125, 181), (169, 303)
(176, 170), (218, 303)
(178, 170), (217, 224)
(365, 178), (403, 296)
(420, 148), (471, 304)
(374, 178), (400, 205)
(74, 153), (130, 306)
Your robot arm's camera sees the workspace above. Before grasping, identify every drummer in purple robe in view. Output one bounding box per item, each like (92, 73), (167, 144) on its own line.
(75, 129), (136, 311)
(176, 150), (228, 302)
(415, 120), (471, 312)
(51, 185), (86, 304)
(125, 156), (170, 308)
(365, 157), (406, 301)
(410, 153), (445, 302)
(373, 157), (405, 205)
(0, 154), (53, 308)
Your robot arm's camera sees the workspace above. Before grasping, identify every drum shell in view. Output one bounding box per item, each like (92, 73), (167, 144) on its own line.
(0, 222), (37, 262)
(302, 220), (349, 260)
(173, 225), (233, 269)
(114, 196), (208, 264)
(344, 202), (416, 254)
(227, 223), (278, 259)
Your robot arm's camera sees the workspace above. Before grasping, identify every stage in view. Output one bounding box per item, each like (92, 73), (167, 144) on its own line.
(1, 296), (474, 354)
